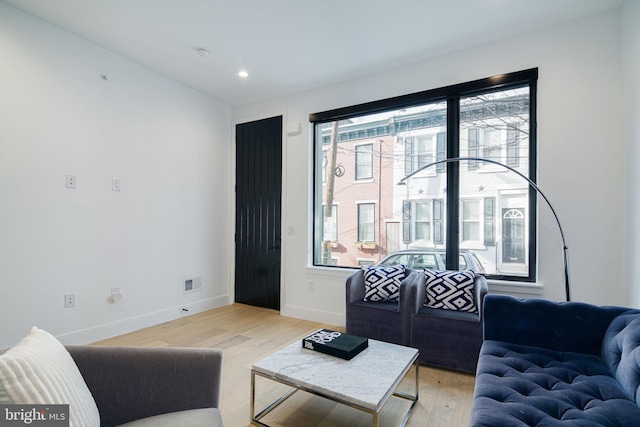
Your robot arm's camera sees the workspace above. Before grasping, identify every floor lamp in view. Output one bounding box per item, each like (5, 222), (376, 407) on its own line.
(398, 157), (571, 302)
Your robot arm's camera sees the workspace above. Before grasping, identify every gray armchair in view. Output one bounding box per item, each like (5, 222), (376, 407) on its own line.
(408, 273), (488, 373)
(345, 268), (417, 346)
(67, 346), (223, 427)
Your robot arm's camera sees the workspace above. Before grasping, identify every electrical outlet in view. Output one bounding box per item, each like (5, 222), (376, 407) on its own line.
(64, 293), (76, 308)
(65, 174), (77, 189)
(109, 287), (122, 303)
(308, 281), (315, 292)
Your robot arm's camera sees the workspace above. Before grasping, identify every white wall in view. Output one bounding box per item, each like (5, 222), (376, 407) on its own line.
(621, 0), (640, 306)
(0, 3), (232, 349)
(233, 8), (629, 327)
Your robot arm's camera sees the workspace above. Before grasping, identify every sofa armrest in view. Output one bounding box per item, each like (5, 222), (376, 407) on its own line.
(474, 275), (488, 320)
(398, 269), (418, 310)
(409, 272), (427, 315)
(346, 269), (366, 304)
(67, 345), (222, 427)
(482, 294), (631, 355)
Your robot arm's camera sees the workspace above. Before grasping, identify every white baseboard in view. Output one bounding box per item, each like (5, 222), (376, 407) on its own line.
(281, 304), (345, 327)
(56, 294), (231, 346)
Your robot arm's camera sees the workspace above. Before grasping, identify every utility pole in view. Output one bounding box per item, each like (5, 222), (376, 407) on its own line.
(322, 121), (339, 263)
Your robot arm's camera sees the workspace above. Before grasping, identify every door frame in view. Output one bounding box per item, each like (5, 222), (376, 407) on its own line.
(230, 111), (289, 310)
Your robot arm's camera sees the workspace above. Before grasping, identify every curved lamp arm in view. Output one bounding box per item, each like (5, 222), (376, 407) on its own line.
(398, 157), (570, 302)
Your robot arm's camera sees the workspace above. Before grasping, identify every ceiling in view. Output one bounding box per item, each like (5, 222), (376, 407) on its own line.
(2, 0), (624, 107)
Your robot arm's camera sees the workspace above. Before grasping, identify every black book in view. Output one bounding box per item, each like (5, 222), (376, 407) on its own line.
(302, 329), (368, 360)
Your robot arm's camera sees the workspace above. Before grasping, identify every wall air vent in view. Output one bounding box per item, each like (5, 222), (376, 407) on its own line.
(184, 276), (203, 293)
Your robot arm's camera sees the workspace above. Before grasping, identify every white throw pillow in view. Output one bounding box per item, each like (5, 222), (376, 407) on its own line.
(0, 327), (100, 427)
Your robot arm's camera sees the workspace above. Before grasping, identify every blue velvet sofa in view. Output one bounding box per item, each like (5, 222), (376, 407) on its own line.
(471, 294), (640, 426)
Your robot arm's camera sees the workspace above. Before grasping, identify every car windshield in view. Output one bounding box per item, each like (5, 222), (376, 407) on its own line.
(379, 253), (439, 269)
(409, 254), (438, 269)
(378, 250), (484, 273)
(441, 254), (469, 270)
(378, 254), (410, 267)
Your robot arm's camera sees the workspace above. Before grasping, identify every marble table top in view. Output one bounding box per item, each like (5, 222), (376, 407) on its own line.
(252, 334), (419, 411)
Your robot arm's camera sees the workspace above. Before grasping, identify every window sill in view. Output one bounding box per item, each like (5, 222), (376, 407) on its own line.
(305, 265), (544, 296)
(306, 265), (357, 279)
(486, 279), (543, 296)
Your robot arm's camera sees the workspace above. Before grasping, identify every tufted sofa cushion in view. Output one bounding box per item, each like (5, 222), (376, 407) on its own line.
(602, 314), (640, 405)
(472, 340), (640, 426)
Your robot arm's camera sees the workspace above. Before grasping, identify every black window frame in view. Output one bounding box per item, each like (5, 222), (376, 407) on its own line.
(310, 68), (538, 282)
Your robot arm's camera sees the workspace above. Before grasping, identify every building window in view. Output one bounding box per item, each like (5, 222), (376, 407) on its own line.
(414, 201), (431, 241)
(461, 199), (481, 243)
(436, 132), (446, 172)
(404, 134), (446, 175)
(484, 197), (496, 246)
(468, 128), (479, 170)
(402, 200), (412, 244)
(355, 143), (373, 180)
(358, 203), (375, 242)
(433, 199), (444, 244)
(405, 137), (430, 175)
(401, 199), (444, 245)
(311, 68), (537, 283)
(506, 125), (520, 166)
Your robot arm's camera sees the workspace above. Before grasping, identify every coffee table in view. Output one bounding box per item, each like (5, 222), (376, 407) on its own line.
(250, 333), (419, 426)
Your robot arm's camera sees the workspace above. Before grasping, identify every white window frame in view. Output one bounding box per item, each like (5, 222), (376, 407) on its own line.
(355, 143), (374, 181)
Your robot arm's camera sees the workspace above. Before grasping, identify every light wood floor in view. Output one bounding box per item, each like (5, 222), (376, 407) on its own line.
(94, 304), (475, 427)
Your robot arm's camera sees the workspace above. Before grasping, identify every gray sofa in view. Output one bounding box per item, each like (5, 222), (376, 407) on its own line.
(67, 346), (223, 427)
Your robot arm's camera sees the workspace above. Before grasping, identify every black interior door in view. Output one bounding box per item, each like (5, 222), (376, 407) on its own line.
(235, 116), (282, 310)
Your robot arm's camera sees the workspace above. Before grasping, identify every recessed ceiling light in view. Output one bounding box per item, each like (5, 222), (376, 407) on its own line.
(238, 70), (249, 78)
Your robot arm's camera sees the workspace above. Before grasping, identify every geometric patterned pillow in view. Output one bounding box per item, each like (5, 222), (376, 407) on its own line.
(424, 269), (477, 313)
(363, 265), (405, 302)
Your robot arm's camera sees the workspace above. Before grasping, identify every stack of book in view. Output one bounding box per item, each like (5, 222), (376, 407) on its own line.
(302, 329), (368, 360)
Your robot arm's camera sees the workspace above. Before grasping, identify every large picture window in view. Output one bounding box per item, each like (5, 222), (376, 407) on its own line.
(311, 69), (537, 282)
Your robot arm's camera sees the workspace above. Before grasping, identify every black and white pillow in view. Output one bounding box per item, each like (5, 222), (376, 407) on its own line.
(424, 269), (477, 313)
(363, 265), (405, 302)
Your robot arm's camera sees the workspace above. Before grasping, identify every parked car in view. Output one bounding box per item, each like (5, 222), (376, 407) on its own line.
(376, 249), (485, 273)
